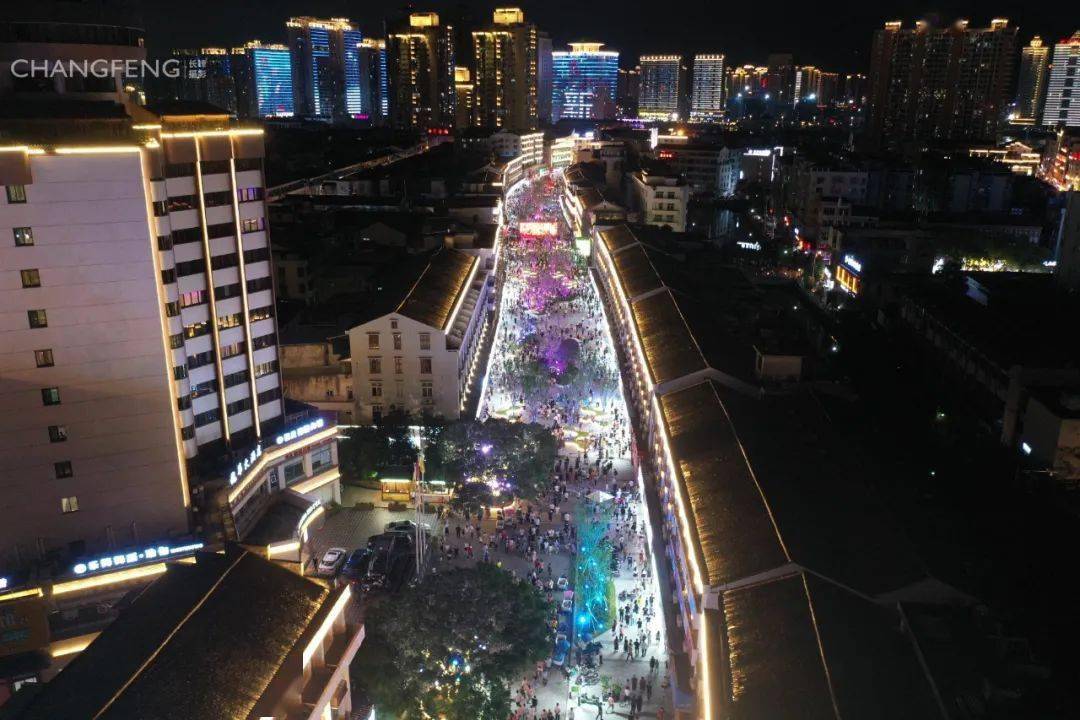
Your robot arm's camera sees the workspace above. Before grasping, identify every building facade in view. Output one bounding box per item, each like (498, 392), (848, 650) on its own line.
(387, 12), (456, 130)
(1016, 36), (1050, 124)
(232, 41), (295, 118)
(348, 248), (491, 423)
(170, 48), (238, 113)
(1043, 31), (1080, 128)
(358, 38), (389, 124)
(630, 168), (690, 232)
(690, 54), (725, 121)
(286, 17), (364, 120)
(472, 8), (538, 130)
(638, 55), (682, 120)
(552, 43), (619, 121)
(867, 18), (1018, 148)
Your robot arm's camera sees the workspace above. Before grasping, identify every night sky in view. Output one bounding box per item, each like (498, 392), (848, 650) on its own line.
(139, 1), (1067, 72)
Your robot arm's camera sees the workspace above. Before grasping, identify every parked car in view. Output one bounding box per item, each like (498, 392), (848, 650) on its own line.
(317, 547), (347, 576)
(385, 520), (429, 534)
(342, 548), (374, 580)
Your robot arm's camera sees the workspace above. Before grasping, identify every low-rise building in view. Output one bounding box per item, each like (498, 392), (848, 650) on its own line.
(9, 547), (364, 720)
(347, 248), (492, 423)
(629, 166), (690, 232)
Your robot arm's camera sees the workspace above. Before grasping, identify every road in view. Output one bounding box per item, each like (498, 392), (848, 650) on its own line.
(454, 170), (672, 718)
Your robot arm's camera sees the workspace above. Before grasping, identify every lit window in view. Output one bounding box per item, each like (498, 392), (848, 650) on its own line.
(20, 269), (41, 288)
(61, 496), (79, 513)
(6, 185), (27, 203)
(27, 309), (47, 328)
(13, 227), (33, 246)
(34, 349), (54, 367)
(41, 387), (61, 405)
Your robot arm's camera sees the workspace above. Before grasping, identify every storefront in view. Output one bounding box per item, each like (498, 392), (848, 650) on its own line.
(835, 254), (863, 295)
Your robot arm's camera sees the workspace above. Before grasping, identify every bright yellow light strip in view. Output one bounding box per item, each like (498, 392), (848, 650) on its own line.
(55, 146), (142, 154)
(700, 614), (713, 719)
(0, 587), (44, 603)
(442, 255), (480, 334)
(159, 129), (264, 139)
(227, 426), (338, 505)
(298, 505), (325, 539)
(132, 123), (162, 130)
(267, 539), (301, 557)
(652, 394), (704, 595)
(50, 632), (100, 658)
(291, 468), (341, 495)
(303, 586), (352, 668)
(52, 563), (167, 596)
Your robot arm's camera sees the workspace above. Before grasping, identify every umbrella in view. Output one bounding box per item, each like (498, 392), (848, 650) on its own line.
(586, 490), (614, 503)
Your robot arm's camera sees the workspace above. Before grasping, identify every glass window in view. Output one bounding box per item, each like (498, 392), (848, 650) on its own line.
(41, 387), (61, 405)
(283, 460), (305, 483)
(20, 269), (41, 288)
(6, 185), (27, 203)
(34, 349), (54, 367)
(369, 357), (382, 374)
(371, 382), (383, 397)
(393, 332), (402, 350)
(367, 332), (380, 350)
(48, 425), (67, 443)
(310, 446), (333, 472)
(420, 357), (432, 374)
(13, 227), (33, 246)
(421, 381), (433, 398)
(61, 496), (79, 513)
(54, 461), (73, 479)
(419, 333), (431, 350)
(394, 356), (403, 374)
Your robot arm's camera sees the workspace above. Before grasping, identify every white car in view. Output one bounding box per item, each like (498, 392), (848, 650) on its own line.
(317, 547), (348, 576)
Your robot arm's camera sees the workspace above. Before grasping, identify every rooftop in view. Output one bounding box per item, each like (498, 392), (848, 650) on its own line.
(15, 548), (329, 720)
(394, 248), (478, 331)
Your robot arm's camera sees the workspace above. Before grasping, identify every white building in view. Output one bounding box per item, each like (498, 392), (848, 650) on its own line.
(348, 248), (491, 423)
(1042, 31), (1080, 128)
(489, 130), (545, 168)
(0, 105), (294, 566)
(690, 54), (725, 121)
(629, 167), (690, 232)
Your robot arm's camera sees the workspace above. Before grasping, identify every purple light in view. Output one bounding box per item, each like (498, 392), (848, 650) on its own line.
(480, 443), (493, 455)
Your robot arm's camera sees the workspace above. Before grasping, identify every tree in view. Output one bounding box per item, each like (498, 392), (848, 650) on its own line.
(356, 564), (550, 719)
(426, 419), (559, 500)
(338, 419), (417, 485)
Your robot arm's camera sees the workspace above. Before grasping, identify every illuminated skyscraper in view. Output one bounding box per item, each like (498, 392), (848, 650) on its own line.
(638, 55), (682, 120)
(171, 48), (237, 113)
(1016, 36), (1050, 124)
(690, 53), (725, 121)
(231, 41), (295, 118)
(1042, 31), (1080, 128)
(473, 8), (538, 130)
(552, 42), (619, 121)
(286, 17), (364, 119)
(867, 18), (1017, 148)
(358, 38), (389, 124)
(387, 12), (456, 130)
(454, 66), (475, 129)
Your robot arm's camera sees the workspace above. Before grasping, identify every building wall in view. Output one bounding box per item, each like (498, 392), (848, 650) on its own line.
(639, 56), (681, 120)
(631, 173), (689, 232)
(0, 153), (189, 563)
(348, 315), (459, 422)
(1042, 33), (1080, 129)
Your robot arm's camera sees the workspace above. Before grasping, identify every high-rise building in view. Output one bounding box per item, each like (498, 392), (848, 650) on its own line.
(0, 26), (292, 570)
(170, 49), (237, 113)
(727, 64), (768, 100)
(231, 41), (295, 118)
(1016, 36), (1050, 124)
(842, 72), (868, 106)
(867, 18), (1018, 148)
(794, 65), (822, 105)
(387, 12), (456, 130)
(766, 53), (796, 105)
(690, 54), (725, 121)
(286, 17), (364, 119)
(538, 32), (553, 123)
(473, 8), (538, 130)
(638, 55), (682, 120)
(358, 38), (389, 124)
(1042, 31), (1080, 129)
(454, 66), (475, 130)
(617, 67), (640, 117)
(552, 42), (619, 121)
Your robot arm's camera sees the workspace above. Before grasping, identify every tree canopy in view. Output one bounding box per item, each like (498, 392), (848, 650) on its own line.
(356, 564), (551, 719)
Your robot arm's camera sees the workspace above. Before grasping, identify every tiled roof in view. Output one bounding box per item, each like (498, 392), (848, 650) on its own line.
(395, 248), (478, 330)
(17, 549), (329, 720)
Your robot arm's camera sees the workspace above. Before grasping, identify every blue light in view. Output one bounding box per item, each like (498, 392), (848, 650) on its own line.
(552, 48), (619, 122)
